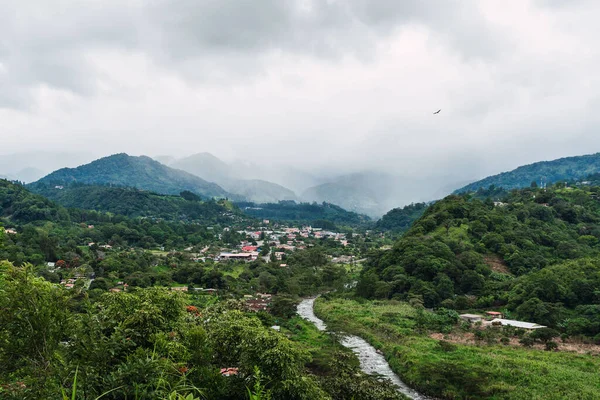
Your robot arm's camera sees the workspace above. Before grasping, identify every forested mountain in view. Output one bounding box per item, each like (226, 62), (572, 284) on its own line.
(30, 183), (247, 223)
(359, 184), (600, 335)
(30, 153), (238, 200)
(375, 202), (429, 233)
(170, 153), (298, 203)
(237, 200), (371, 228)
(0, 179), (67, 223)
(456, 153), (600, 193)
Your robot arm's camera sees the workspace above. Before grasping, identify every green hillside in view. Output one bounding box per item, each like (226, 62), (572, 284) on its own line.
(32, 183), (247, 223)
(29, 153), (239, 200)
(237, 200), (371, 228)
(0, 179), (66, 223)
(359, 184), (600, 335)
(456, 153), (600, 193)
(0, 179), (241, 264)
(375, 202), (428, 233)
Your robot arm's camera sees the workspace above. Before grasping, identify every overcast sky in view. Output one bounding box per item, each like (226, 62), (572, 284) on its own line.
(2, 0), (600, 180)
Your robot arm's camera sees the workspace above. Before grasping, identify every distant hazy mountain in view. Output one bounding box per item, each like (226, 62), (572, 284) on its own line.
(8, 167), (46, 183)
(171, 153), (232, 183)
(153, 155), (177, 166)
(0, 151), (96, 183)
(231, 160), (325, 194)
(30, 153), (237, 200)
(223, 179), (296, 203)
(170, 153), (298, 203)
(455, 153), (600, 193)
(301, 172), (458, 217)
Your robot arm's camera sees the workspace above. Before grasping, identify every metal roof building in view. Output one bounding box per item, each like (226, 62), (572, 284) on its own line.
(491, 318), (546, 330)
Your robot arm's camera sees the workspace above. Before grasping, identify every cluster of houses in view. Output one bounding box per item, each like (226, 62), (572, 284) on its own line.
(459, 311), (547, 330)
(214, 225), (352, 263)
(244, 293), (273, 312)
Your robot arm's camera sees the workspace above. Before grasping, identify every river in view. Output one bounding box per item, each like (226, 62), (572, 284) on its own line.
(296, 297), (431, 400)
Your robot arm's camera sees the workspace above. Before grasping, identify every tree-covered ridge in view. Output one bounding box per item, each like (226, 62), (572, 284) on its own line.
(0, 178), (68, 223)
(0, 180), (245, 265)
(237, 200), (371, 228)
(30, 153), (238, 200)
(455, 152), (600, 193)
(359, 185), (600, 336)
(375, 202), (428, 233)
(31, 183), (247, 223)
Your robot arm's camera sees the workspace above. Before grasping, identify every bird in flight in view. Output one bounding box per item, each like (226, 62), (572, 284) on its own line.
(433, 109), (441, 114)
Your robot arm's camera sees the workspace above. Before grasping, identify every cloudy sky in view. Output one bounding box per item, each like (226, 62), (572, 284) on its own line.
(2, 0), (600, 181)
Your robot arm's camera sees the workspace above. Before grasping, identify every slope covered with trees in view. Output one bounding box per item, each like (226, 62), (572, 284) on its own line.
(375, 202), (428, 233)
(32, 183), (246, 223)
(0, 180), (246, 265)
(30, 153), (238, 200)
(359, 184), (600, 336)
(456, 152), (600, 193)
(237, 200), (371, 228)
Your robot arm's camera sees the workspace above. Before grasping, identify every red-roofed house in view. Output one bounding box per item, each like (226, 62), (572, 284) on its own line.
(220, 367), (239, 376)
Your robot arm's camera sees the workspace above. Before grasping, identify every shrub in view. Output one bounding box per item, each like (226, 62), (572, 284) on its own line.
(545, 341), (559, 351)
(520, 336), (534, 347)
(530, 328), (559, 343)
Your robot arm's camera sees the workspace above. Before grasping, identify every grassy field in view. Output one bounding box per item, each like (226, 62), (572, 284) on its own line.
(314, 297), (600, 400)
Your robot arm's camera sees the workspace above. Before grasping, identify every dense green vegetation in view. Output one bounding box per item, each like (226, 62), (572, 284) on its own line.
(359, 184), (600, 336)
(32, 183), (246, 222)
(8, 156), (600, 399)
(315, 297), (600, 400)
(237, 200), (371, 229)
(0, 179), (245, 265)
(30, 153), (238, 200)
(375, 202), (428, 234)
(456, 152), (600, 193)
(0, 175), (398, 398)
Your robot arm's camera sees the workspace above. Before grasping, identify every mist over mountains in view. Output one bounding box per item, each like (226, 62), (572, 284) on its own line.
(160, 153), (461, 216)
(0, 151), (97, 183)
(5, 150), (600, 218)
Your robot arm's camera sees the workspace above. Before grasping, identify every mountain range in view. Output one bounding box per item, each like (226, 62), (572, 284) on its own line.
(14, 150), (600, 219)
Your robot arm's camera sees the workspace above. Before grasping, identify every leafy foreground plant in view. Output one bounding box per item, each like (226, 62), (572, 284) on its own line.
(246, 366), (272, 400)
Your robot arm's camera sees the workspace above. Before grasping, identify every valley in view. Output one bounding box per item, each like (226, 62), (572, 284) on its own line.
(4, 158), (600, 398)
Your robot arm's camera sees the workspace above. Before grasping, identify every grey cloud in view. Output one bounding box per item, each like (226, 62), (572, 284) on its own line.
(145, 0), (503, 61)
(0, 0), (502, 109)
